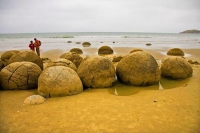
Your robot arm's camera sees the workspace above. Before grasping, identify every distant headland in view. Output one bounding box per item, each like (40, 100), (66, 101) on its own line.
(180, 29), (200, 33)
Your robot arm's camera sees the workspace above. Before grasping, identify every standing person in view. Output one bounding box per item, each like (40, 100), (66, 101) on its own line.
(29, 40), (35, 52)
(34, 38), (41, 57)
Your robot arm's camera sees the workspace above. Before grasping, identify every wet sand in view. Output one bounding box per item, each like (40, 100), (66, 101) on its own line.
(0, 47), (200, 133)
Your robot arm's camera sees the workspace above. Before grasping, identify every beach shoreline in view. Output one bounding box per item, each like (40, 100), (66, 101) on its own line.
(0, 47), (200, 133)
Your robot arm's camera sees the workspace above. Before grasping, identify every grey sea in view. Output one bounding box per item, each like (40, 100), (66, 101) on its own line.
(0, 32), (200, 52)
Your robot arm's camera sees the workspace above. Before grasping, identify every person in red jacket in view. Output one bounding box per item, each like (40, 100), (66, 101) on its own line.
(34, 38), (41, 57)
(29, 40), (35, 52)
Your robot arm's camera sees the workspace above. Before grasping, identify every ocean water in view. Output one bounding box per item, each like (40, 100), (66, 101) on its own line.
(0, 32), (200, 52)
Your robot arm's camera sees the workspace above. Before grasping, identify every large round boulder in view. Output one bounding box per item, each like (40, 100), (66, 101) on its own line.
(8, 51), (43, 70)
(116, 51), (160, 86)
(77, 56), (115, 88)
(0, 59), (4, 71)
(0, 62), (42, 90)
(1, 50), (20, 66)
(59, 52), (83, 68)
(82, 42), (91, 47)
(38, 66), (83, 97)
(45, 58), (77, 71)
(98, 46), (114, 55)
(161, 57), (193, 79)
(167, 48), (184, 56)
(70, 48), (83, 54)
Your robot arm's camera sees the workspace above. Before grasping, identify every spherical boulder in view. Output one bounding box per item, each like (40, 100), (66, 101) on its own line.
(161, 56), (193, 79)
(82, 42), (91, 47)
(98, 46), (114, 55)
(1, 50), (20, 66)
(130, 49), (143, 53)
(0, 59), (4, 71)
(45, 58), (77, 71)
(0, 62), (42, 90)
(8, 51), (43, 70)
(70, 48), (83, 54)
(59, 52), (83, 68)
(167, 48), (184, 56)
(38, 66), (83, 97)
(77, 56), (115, 88)
(116, 51), (160, 86)
(24, 95), (46, 105)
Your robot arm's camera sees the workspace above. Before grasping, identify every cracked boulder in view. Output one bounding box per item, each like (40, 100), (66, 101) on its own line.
(1, 50), (20, 66)
(60, 52), (83, 68)
(0, 62), (42, 90)
(116, 51), (160, 86)
(98, 46), (114, 55)
(77, 56), (115, 88)
(167, 48), (185, 56)
(38, 66), (83, 97)
(8, 51), (43, 70)
(161, 57), (193, 79)
(45, 58), (77, 71)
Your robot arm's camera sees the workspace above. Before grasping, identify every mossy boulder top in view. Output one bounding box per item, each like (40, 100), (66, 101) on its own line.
(116, 51), (160, 86)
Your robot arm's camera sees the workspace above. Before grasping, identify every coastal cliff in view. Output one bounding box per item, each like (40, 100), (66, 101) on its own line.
(180, 29), (200, 33)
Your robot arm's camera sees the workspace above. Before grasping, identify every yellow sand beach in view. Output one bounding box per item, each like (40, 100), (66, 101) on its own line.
(0, 47), (200, 133)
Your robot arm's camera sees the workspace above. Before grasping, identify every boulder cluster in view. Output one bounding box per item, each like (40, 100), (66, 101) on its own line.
(0, 46), (194, 101)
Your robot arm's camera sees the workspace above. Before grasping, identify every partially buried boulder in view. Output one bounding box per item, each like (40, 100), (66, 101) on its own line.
(77, 56), (115, 88)
(1, 50), (20, 66)
(112, 55), (123, 62)
(8, 51), (43, 70)
(38, 66), (83, 97)
(98, 46), (114, 55)
(59, 52), (83, 68)
(167, 48), (185, 56)
(0, 62), (42, 90)
(116, 51), (160, 86)
(161, 56), (193, 79)
(45, 58), (77, 71)
(82, 42), (91, 47)
(24, 95), (46, 105)
(70, 48), (83, 54)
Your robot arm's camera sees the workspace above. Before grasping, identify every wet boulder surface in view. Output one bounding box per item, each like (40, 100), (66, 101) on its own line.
(167, 48), (185, 56)
(60, 52), (83, 68)
(98, 46), (114, 55)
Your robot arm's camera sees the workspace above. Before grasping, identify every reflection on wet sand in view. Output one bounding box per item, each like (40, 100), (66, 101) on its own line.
(108, 78), (190, 96)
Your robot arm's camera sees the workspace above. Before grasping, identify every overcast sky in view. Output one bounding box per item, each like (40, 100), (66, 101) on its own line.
(0, 0), (199, 33)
